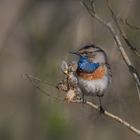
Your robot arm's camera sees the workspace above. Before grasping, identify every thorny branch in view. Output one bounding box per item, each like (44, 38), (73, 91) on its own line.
(80, 0), (140, 103)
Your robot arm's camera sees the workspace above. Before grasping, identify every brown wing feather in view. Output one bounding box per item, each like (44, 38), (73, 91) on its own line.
(106, 62), (112, 84)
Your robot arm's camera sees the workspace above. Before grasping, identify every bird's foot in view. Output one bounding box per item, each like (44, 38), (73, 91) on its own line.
(80, 98), (86, 104)
(99, 106), (105, 114)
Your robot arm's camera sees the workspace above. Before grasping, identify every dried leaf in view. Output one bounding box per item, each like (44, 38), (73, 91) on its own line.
(65, 89), (76, 102)
(61, 61), (68, 75)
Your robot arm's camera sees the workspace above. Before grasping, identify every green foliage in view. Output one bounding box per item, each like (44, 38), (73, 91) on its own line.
(41, 105), (75, 140)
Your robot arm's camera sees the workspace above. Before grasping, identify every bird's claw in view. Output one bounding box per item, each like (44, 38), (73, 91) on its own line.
(99, 106), (105, 114)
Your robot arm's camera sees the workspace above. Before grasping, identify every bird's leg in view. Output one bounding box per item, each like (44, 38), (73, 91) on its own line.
(82, 92), (86, 104)
(98, 95), (104, 113)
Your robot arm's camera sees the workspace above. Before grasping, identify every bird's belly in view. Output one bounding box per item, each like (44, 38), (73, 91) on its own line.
(78, 76), (108, 96)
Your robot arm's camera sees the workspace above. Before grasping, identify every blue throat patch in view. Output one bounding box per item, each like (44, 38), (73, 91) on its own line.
(78, 56), (99, 73)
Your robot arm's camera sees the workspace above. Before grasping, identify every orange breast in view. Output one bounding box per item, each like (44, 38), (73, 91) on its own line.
(77, 65), (105, 80)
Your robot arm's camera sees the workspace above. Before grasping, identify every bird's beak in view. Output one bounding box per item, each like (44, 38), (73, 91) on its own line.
(70, 51), (80, 56)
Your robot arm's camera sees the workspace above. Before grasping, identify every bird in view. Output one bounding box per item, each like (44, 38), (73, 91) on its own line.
(71, 44), (112, 112)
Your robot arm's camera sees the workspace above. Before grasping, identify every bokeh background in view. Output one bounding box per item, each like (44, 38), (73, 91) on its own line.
(0, 0), (140, 140)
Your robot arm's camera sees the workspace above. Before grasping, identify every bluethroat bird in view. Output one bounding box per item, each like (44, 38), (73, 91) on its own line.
(71, 44), (112, 112)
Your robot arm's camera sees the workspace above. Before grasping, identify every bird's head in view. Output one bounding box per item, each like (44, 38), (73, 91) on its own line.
(71, 44), (107, 64)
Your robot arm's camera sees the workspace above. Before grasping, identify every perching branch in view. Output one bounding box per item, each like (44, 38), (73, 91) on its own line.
(80, 0), (140, 103)
(71, 100), (140, 136)
(26, 72), (140, 136)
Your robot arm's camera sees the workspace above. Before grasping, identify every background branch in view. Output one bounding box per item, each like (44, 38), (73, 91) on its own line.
(120, 18), (140, 30)
(80, 0), (140, 103)
(106, 0), (140, 57)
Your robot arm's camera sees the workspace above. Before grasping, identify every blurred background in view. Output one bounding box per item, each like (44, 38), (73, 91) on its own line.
(0, 0), (140, 140)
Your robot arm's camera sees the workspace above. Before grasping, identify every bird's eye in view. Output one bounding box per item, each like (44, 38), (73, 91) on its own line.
(81, 52), (87, 57)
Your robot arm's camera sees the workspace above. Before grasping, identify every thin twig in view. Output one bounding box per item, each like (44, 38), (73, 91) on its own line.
(120, 18), (140, 30)
(80, 0), (140, 103)
(105, 0), (140, 57)
(25, 74), (64, 101)
(136, 83), (140, 102)
(25, 74), (55, 87)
